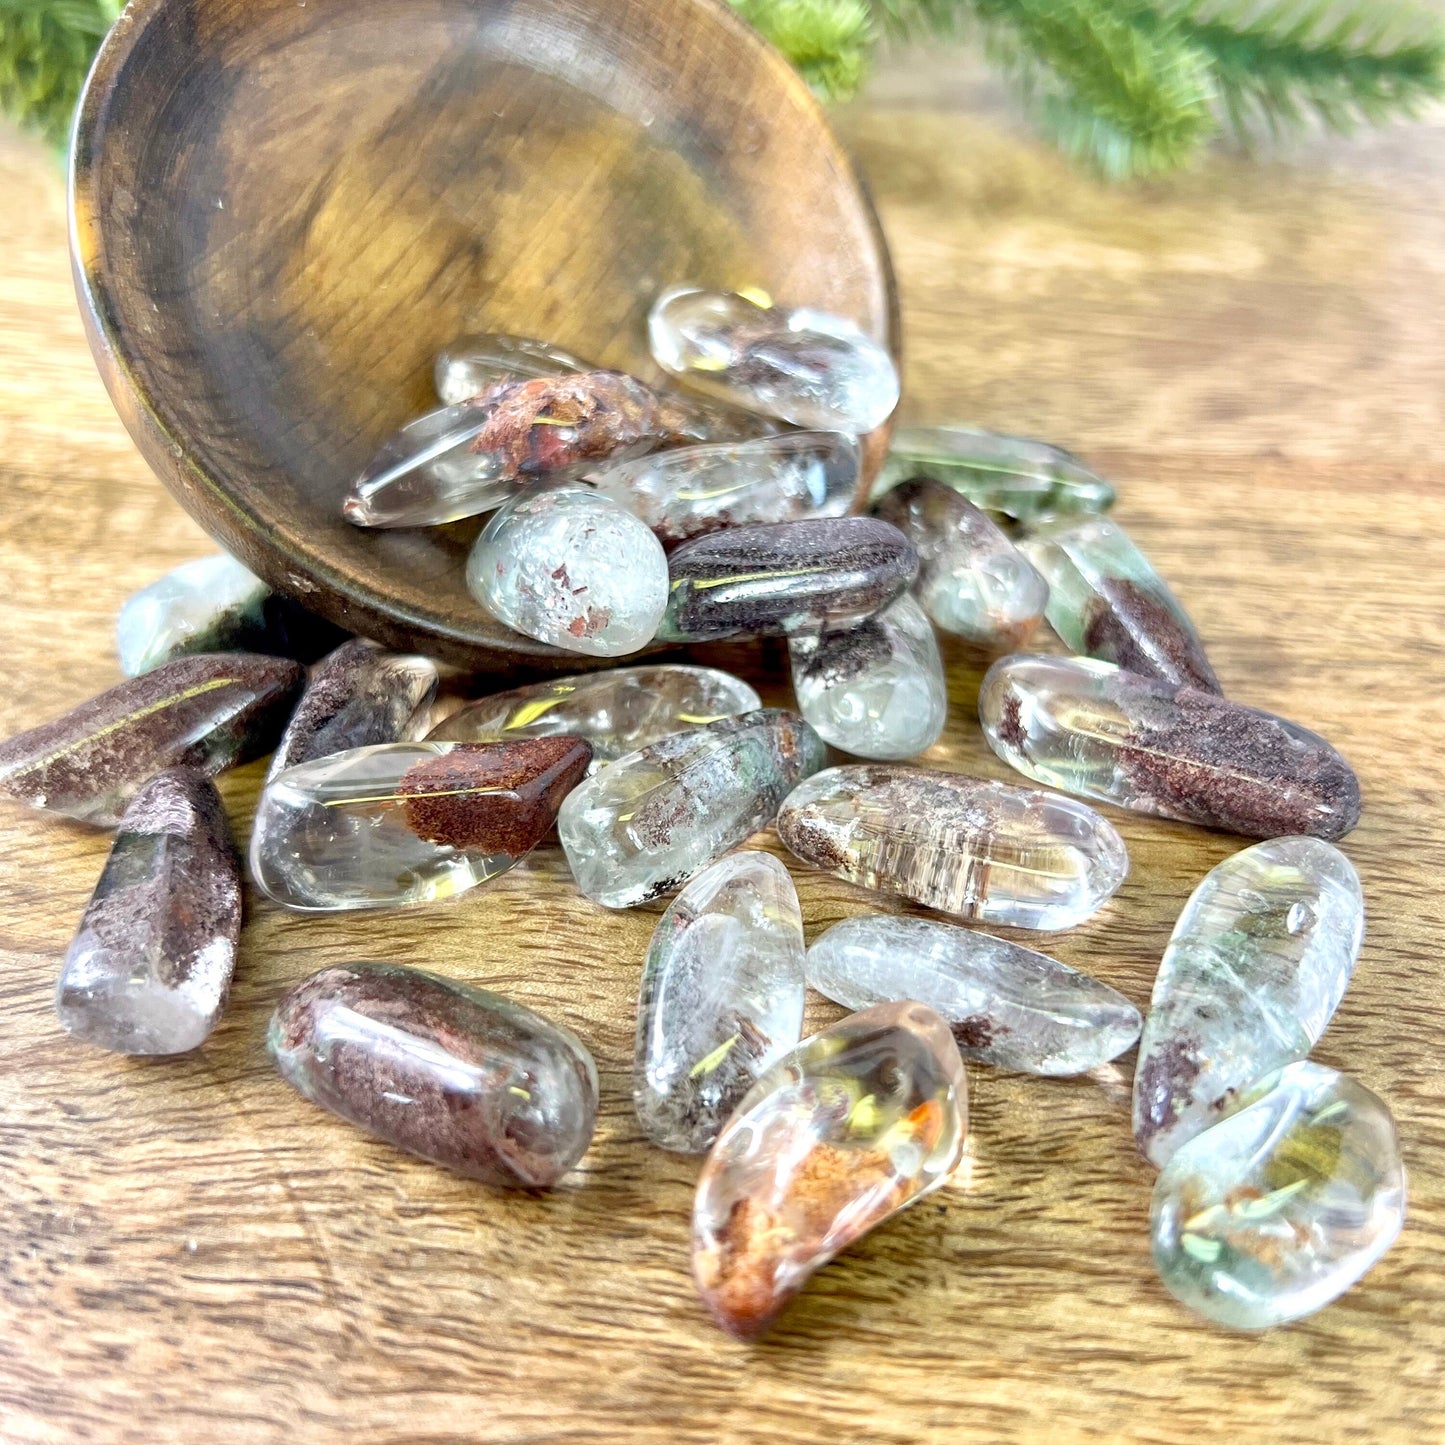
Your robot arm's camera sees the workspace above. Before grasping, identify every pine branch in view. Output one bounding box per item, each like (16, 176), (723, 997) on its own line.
(0, 0), (120, 146)
(732, 0), (875, 98)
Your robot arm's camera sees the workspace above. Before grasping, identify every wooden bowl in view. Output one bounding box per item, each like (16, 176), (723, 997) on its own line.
(70, 0), (900, 673)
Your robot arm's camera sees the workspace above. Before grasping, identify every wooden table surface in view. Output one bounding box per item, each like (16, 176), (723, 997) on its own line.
(2, 70), (1444, 1443)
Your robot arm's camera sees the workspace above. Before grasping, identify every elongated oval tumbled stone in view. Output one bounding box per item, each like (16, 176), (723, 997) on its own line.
(251, 737), (591, 911)
(55, 768), (241, 1054)
(435, 331), (590, 403)
(980, 655), (1360, 841)
(427, 664), (760, 769)
(0, 653), (304, 828)
(635, 852), (805, 1153)
(1133, 836), (1364, 1167)
(1151, 1061), (1405, 1329)
(807, 914), (1141, 1075)
(779, 764), (1128, 931)
(270, 963), (598, 1186)
(558, 709), (825, 908)
(1021, 515), (1220, 693)
(692, 1000), (967, 1339)
(658, 517), (917, 643)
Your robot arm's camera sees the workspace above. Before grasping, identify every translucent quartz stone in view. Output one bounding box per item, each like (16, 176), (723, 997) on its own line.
(558, 709), (825, 908)
(588, 431), (860, 547)
(344, 372), (664, 528)
(649, 285), (899, 433)
(0, 653), (304, 828)
(634, 852), (806, 1153)
(1020, 515), (1220, 692)
(427, 664), (761, 769)
(434, 332), (590, 403)
(807, 914), (1141, 1075)
(658, 517), (918, 643)
(979, 655), (1361, 841)
(251, 737), (591, 912)
(873, 479), (1047, 649)
(466, 484), (669, 656)
(1133, 836), (1364, 1168)
(270, 962), (598, 1187)
(873, 425), (1116, 519)
(55, 768), (240, 1055)
(692, 1000), (967, 1339)
(777, 764), (1128, 931)
(787, 594), (947, 761)
(1151, 1061), (1405, 1329)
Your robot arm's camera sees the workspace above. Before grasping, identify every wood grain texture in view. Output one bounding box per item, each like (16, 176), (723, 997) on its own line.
(4, 75), (1445, 1441)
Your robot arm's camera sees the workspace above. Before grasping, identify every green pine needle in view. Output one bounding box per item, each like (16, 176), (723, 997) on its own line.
(0, 0), (120, 146)
(733, 0), (875, 97)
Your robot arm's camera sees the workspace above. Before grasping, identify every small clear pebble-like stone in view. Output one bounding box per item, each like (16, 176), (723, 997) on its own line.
(434, 332), (590, 403)
(558, 709), (825, 908)
(649, 285), (899, 432)
(55, 768), (240, 1055)
(1134, 836), (1364, 1167)
(0, 653), (304, 828)
(807, 914), (1141, 1075)
(251, 737), (591, 911)
(874, 425), (1116, 519)
(635, 852), (806, 1153)
(1021, 515), (1220, 692)
(270, 962), (598, 1187)
(1151, 1061), (1405, 1329)
(658, 517), (917, 643)
(788, 594), (947, 760)
(874, 479), (1047, 649)
(692, 1000), (967, 1339)
(467, 483), (669, 656)
(980, 655), (1360, 841)
(427, 664), (761, 769)
(778, 764), (1128, 931)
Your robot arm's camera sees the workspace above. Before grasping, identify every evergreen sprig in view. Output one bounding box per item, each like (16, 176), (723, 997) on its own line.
(0, 0), (119, 146)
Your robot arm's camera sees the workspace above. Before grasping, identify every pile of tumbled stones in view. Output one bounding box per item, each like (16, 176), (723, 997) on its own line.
(0, 284), (1403, 1341)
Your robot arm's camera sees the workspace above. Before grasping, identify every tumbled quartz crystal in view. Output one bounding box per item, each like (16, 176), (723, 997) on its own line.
(649, 285), (899, 433)
(0, 653), (304, 828)
(980, 655), (1361, 841)
(692, 1000), (967, 1339)
(270, 962), (598, 1187)
(874, 479), (1047, 649)
(434, 331), (590, 403)
(55, 768), (240, 1054)
(635, 852), (806, 1153)
(466, 483), (669, 656)
(778, 764), (1128, 931)
(1021, 515), (1219, 692)
(1133, 836), (1364, 1168)
(658, 517), (917, 643)
(873, 425), (1116, 519)
(428, 665), (760, 769)
(1151, 1061), (1405, 1329)
(251, 737), (591, 911)
(807, 914), (1141, 1075)
(558, 709), (825, 908)
(787, 594), (947, 760)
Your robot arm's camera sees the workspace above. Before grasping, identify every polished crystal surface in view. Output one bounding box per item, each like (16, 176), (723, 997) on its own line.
(1134, 836), (1364, 1167)
(428, 665), (761, 768)
(807, 914), (1141, 1075)
(634, 852), (806, 1153)
(1021, 515), (1219, 692)
(778, 764), (1128, 931)
(0, 653), (304, 828)
(270, 962), (598, 1187)
(980, 655), (1361, 841)
(873, 425), (1116, 519)
(788, 594), (947, 760)
(251, 737), (591, 911)
(55, 768), (240, 1055)
(558, 709), (825, 908)
(1151, 1061), (1405, 1329)
(466, 484), (669, 656)
(874, 479), (1047, 649)
(435, 332), (590, 403)
(649, 285), (899, 432)
(692, 1000), (967, 1339)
